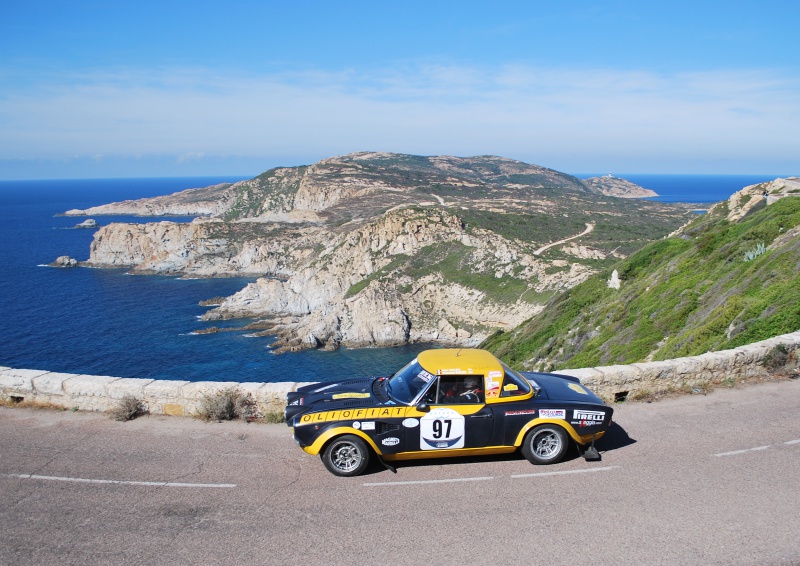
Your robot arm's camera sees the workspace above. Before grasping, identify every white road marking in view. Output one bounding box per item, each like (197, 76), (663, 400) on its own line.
(785, 439), (800, 445)
(511, 466), (616, 479)
(714, 445), (771, 457)
(364, 476), (494, 487)
(365, 466), (617, 486)
(6, 473), (236, 488)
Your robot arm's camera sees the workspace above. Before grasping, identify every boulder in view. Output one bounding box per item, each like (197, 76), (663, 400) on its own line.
(50, 256), (78, 268)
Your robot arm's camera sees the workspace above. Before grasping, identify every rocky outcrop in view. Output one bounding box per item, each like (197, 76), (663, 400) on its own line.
(63, 182), (239, 217)
(85, 219), (323, 277)
(583, 175), (658, 198)
(717, 177), (800, 222)
(199, 205), (601, 351)
(49, 256), (79, 268)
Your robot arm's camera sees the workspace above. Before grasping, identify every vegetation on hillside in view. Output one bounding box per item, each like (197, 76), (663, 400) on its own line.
(484, 194), (800, 371)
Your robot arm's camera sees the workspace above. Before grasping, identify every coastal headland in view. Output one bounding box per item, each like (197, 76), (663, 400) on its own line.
(56, 152), (691, 355)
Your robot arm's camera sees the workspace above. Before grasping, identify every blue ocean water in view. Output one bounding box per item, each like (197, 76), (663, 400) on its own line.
(0, 174), (786, 383)
(0, 177), (427, 383)
(578, 173), (785, 203)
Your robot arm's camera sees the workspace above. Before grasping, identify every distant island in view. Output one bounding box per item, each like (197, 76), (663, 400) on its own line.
(60, 152), (688, 353)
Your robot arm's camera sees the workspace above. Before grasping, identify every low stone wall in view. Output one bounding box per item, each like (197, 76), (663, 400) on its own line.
(558, 331), (800, 400)
(0, 370), (309, 417)
(2, 331), (799, 416)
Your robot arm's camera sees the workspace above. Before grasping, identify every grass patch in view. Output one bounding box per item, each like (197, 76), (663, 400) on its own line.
(1, 397), (69, 411)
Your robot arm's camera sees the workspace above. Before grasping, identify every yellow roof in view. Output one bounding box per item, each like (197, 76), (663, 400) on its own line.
(418, 348), (503, 376)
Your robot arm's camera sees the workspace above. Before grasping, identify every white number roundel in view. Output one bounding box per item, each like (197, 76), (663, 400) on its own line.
(420, 407), (465, 450)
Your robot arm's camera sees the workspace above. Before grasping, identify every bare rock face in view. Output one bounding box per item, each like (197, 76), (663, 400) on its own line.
(49, 255), (79, 268)
(718, 177), (800, 223)
(85, 219), (322, 277)
(67, 152), (694, 352)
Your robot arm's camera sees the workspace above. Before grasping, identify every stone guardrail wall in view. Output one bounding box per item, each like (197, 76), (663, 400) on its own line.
(2, 331), (799, 417)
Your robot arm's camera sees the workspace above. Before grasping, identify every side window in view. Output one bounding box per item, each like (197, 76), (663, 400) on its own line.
(437, 375), (484, 404)
(500, 363), (532, 397)
(421, 377), (439, 404)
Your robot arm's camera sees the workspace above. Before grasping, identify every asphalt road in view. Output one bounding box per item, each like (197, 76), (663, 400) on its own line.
(2, 379), (799, 566)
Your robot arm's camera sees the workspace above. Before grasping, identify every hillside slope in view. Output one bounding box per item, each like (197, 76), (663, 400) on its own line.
(484, 178), (800, 370)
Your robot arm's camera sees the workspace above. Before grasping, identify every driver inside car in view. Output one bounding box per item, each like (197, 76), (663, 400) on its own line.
(442, 377), (483, 403)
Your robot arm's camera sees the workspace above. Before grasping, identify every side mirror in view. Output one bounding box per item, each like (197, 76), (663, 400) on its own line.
(416, 402), (431, 413)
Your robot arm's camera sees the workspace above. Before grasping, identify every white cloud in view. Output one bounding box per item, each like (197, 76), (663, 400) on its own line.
(1, 63), (798, 174)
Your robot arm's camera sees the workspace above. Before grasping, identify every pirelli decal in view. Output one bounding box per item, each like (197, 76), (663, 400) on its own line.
(298, 406), (405, 426)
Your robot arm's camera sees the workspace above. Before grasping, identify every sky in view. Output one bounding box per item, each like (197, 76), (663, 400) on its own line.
(1, 0), (799, 179)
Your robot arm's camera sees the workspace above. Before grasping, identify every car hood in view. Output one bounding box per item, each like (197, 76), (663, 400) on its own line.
(522, 371), (605, 404)
(284, 377), (384, 423)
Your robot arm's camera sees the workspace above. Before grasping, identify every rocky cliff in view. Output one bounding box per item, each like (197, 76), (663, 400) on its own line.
(69, 152), (692, 352)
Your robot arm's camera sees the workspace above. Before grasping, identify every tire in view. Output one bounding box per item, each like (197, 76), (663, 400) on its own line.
(321, 435), (370, 477)
(521, 425), (569, 465)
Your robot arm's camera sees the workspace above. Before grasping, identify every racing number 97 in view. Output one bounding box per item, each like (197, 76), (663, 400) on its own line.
(420, 408), (465, 450)
(432, 419), (452, 439)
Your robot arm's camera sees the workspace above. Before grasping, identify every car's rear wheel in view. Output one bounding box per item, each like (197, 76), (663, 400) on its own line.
(521, 425), (569, 465)
(321, 435), (370, 477)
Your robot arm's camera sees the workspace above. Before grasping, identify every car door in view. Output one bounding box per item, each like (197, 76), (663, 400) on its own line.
(409, 374), (494, 451)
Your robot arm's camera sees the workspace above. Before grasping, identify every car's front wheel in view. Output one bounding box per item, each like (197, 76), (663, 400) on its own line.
(321, 435), (370, 477)
(521, 425), (569, 465)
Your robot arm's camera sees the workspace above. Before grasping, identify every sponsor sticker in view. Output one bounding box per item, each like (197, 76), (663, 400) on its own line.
(437, 367), (467, 375)
(572, 420), (603, 427)
(382, 437), (400, 446)
(505, 409), (537, 416)
(539, 409), (566, 419)
(574, 410), (605, 421)
(298, 406), (405, 426)
(361, 421), (376, 431)
(417, 370), (434, 383)
(332, 392), (370, 400)
(486, 376), (500, 399)
(352, 421), (361, 430)
(402, 418), (420, 428)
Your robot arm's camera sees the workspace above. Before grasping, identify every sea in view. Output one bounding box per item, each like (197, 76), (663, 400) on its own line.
(0, 173), (787, 383)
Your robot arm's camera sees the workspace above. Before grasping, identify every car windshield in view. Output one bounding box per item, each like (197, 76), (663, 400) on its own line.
(386, 358), (435, 404)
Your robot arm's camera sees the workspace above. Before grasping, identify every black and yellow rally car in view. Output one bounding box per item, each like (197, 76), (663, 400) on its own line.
(284, 348), (613, 477)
